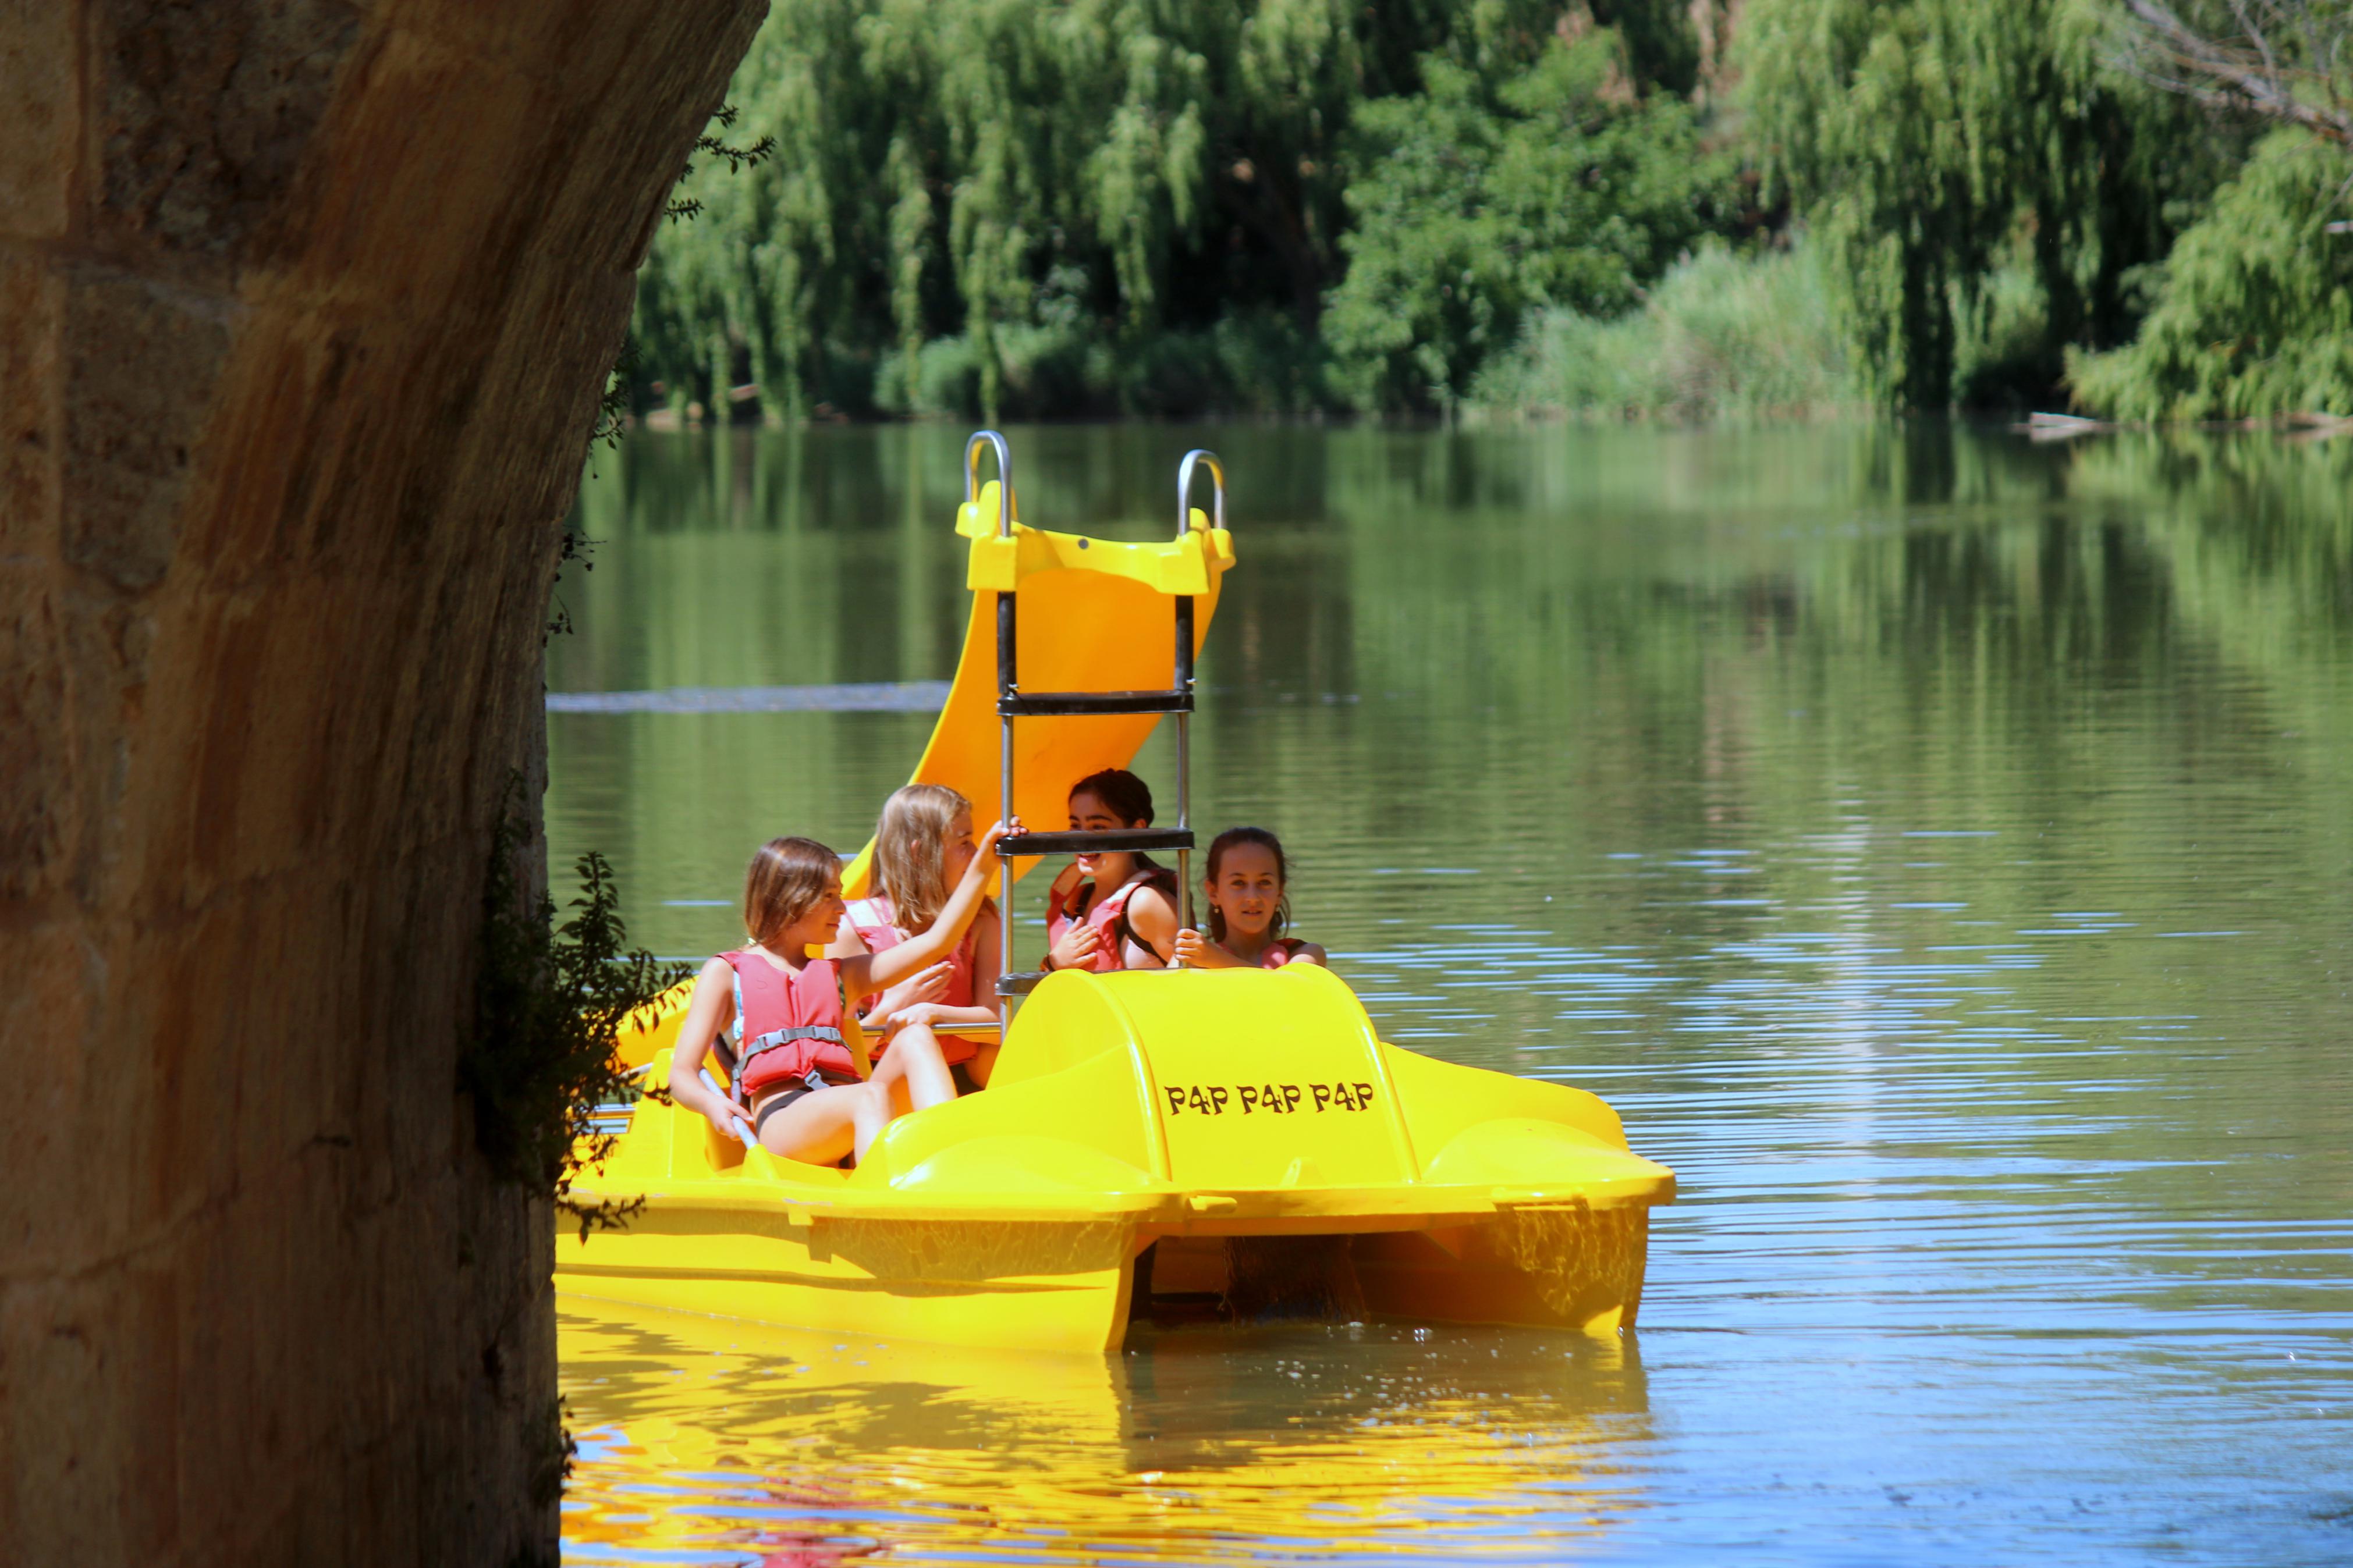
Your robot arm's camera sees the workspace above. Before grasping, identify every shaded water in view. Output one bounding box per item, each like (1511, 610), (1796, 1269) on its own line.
(549, 424), (2353, 1565)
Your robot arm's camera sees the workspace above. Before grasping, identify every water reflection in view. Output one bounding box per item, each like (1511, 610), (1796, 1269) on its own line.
(554, 422), (2353, 1565)
(561, 1299), (1651, 1565)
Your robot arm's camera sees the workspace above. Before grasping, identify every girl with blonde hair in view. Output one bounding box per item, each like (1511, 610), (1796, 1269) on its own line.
(831, 783), (1007, 1089)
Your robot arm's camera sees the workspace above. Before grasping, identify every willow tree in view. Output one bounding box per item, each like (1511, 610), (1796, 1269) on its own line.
(631, 0), (1588, 421)
(1740, 0), (2235, 408)
(2067, 2), (2353, 416)
(626, 0), (1731, 423)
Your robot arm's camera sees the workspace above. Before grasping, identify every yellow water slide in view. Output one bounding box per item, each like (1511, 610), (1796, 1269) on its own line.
(843, 433), (1234, 901)
(616, 433), (1233, 1071)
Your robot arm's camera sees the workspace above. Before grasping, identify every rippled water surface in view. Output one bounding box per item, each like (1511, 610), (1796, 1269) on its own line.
(550, 424), (2353, 1565)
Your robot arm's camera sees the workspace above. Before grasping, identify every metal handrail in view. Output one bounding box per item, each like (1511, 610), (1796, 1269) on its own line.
(1169, 450), (1223, 941)
(1176, 449), (1225, 537)
(966, 429), (1014, 538)
(986, 437), (1229, 994)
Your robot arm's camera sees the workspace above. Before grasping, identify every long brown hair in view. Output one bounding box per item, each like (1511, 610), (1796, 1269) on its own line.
(872, 783), (970, 934)
(742, 837), (837, 951)
(1203, 826), (1290, 944)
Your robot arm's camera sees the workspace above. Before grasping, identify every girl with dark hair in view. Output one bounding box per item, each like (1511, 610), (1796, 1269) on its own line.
(1042, 768), (1180, 972)
(667, 818), (1013, 1167)
(1172, 826), (1327, 970)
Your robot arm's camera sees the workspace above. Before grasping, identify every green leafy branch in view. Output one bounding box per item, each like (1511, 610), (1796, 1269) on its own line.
(665, 104), (778, 223)
(464, 785), (686, 1238)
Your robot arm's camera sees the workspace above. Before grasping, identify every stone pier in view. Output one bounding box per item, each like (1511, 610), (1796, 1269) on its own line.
(0, 3), (762, 1561)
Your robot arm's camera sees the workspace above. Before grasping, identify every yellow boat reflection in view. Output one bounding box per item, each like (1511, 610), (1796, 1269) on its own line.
(560, 1296), (1654, 1564)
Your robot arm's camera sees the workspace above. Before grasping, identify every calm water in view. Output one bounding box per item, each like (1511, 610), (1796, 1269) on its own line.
(549, 424), (2353, 1565)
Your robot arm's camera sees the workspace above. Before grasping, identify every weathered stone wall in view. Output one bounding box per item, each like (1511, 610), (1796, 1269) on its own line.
(0, 3), (763, 1562)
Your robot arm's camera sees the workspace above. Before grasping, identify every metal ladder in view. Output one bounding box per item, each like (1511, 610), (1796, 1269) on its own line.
(964, 430), (1225, 1000)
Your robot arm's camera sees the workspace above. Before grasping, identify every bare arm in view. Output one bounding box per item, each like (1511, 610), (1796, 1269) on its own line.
(966, 903), (1003, 1012)
(1122, 884), (1179, 968)
(915, 901), (1004, 1028)
(1171, 927), (1243, 968)
(1286, 940), (1329, 968)
(823, 916), (869, 961)
(844, 819), (1017, 1000)
(666, 957), (755, 1139)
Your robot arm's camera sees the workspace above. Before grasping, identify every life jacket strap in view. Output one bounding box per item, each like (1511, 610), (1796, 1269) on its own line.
(739, 1025), (847, 1073)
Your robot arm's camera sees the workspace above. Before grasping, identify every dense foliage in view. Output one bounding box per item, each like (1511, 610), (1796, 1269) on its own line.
(2070, 131), (2353, 418)
(625, 0), (2353, 422)
(1738, 0), (2240, 410)
(1470, 241), (1858, 420)
(1325, 31), (1735, 411)
(630, 0), (1726, 419)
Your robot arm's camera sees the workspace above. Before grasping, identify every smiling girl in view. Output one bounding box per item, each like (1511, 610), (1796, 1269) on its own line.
(1172, 826), (1327, 970)
(1042, 768), (1180, 972)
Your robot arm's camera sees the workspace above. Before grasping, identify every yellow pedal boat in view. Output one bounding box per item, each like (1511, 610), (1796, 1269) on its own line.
(558, 434), (1676, 1353)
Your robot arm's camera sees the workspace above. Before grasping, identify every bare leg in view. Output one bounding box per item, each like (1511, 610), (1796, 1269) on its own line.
(964, 1041), (1000, 1087)
(753, 1082), (871, 1166)
(848, 1080), (892, 1164)
(871, 1023), (957, 1112)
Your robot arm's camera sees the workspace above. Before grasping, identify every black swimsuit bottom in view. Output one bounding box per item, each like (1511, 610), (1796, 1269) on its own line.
(751, 1067), (862, 1134)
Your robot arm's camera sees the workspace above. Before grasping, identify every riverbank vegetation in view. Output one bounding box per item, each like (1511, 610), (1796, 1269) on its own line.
(622, 0), (2353, 425)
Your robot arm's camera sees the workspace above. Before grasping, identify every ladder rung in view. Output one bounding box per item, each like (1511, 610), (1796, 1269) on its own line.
(998, 828), (1194, 856)
(996, 970), (1049, 996)
(999, 689), (1191, 716)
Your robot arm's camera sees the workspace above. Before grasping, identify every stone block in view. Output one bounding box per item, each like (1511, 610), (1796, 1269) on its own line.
(89, 0), (362, 267)
(61, 271), (231, 592)
(0, 246), (62, 554)
(0, 564), (73, 898)
(0, 0), (78, 240)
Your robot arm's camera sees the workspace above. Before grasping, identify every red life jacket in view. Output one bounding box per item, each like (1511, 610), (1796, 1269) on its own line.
(723, 950), (858, 1098)
(1046, 868), (1174, 972)
(842, 895), (986, 1066)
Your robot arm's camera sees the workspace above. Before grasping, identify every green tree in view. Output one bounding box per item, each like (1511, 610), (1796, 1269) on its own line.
(1324, 26), (1735, 413)
(2069, 130), (2353, 417)
(630, 0), (1584, 422)
(1740, 0), (2233, 409)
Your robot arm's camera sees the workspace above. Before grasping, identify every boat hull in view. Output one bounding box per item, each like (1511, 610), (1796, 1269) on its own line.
(569, 965), (1671, 1351)
(558, 1203), (1652, 1352)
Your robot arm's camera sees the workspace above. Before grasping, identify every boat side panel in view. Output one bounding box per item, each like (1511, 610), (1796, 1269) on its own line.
(1379, 1042), (1634, 1160)
(558, 1211), (1137, 1354)
(1351, 1207), (1650, 1335)
(865, 1019), (1165, 1183)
